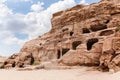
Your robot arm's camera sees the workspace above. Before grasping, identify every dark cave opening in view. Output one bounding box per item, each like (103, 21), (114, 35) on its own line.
(72, 41), (81, 50)
(104, 20), (110, 24)
(87, 38), (98, 50)
(57, 50), (61, 59)
(62, 48), (70, 55)
(99, 30), (114, 36)
(70, 32), (74, 36)
(90, 24), (107, 32)
(12, 63), (15, 67)
(62, 28), (69, 32)
(82, 28), (90, 33)
(57, 48), (70, 59)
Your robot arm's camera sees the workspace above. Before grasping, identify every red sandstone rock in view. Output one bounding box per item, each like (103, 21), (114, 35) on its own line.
(3, 0), (120, 72)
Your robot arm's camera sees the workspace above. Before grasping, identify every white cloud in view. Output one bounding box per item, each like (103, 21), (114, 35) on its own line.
(6, 0), (33, 3)
(31, 2), (44, 12)
(23, 0), (32, 2)
(80, 0), (88, 4)
(0, 0), (6, 3)
(80, 0), (86, 4)
(0, 0), (87, 56)
(0, 4), (12, 17)
(25, 0), (76, 39)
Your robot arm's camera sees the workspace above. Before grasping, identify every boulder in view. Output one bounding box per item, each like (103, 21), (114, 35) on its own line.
(15, 61), (24, 68)
(16, 52), (34, 65)
(99, 49), (115, 71)
(4, 59), (15, 67)
(4, 64), (13, 69)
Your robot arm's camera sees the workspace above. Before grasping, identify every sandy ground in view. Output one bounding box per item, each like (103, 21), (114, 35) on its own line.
(0, 67), (120, 80)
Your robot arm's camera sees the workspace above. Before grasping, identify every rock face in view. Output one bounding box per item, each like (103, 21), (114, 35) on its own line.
(0, 56), (7, 68)
(3, 0), (120, 71)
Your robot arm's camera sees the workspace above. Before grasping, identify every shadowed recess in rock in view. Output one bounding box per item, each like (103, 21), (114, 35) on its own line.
(99, 30), (114, 36)
(72, 41), (81, 50)
(87, 38), (98, 50)
(57, 50), (61, 59)
(90, 24), (107, 32)
(104, 20), (110, 24)
(82, 28), (90, 33)
(57, 48), (70, 59)
(70, 32), (74, 36)
(62, 28), (69, 32)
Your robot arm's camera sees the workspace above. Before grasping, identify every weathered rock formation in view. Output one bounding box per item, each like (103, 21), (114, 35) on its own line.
(2, 0), (120, 72)
(0, 56), (7, 68)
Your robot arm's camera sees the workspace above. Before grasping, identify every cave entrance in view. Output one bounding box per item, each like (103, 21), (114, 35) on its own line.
(62, 28), (68, 32)
(82, 28), (90, 34)
(72, 41), (81, 50)
(57, 50), (61, 59)
(87, 38), (98, 50)
(99, 30), (114, 36)
(57, 48), (70, 59)
(70, 32), (74, 36)
(62, 48), (70, 55)
(90, 24), (107, 32)
(104, 20), (110, 24)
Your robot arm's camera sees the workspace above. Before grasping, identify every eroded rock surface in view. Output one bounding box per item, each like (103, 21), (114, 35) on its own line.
(3, 0), (120, 72)
(0, 56), (6, 68)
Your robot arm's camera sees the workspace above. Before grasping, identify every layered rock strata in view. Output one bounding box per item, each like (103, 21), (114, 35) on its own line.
(2, 0), (120, 72)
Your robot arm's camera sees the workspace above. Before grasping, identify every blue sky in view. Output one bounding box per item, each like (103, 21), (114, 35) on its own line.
(0, 0), (99, 56)
(6, 0), (100, 14)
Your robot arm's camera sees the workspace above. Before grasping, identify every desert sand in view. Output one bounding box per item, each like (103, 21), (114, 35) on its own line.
(0, 67), (120, 80)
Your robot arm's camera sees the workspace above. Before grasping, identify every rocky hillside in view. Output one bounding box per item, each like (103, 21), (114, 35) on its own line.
(2, 0), (120, 72)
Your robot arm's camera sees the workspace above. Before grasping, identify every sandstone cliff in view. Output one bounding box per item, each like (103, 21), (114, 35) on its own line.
(2, 0), (120, 72)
